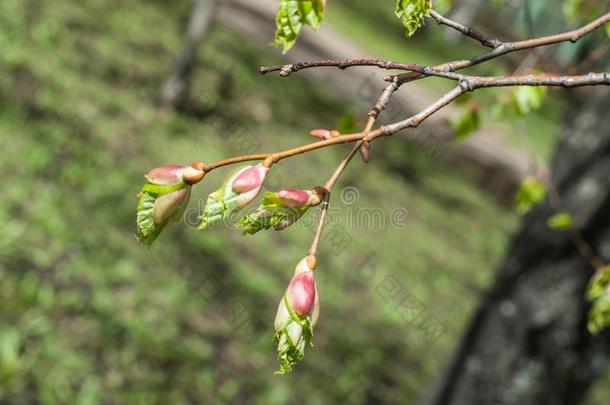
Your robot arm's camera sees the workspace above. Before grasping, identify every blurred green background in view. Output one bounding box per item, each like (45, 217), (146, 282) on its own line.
(0, 0), (608, 403)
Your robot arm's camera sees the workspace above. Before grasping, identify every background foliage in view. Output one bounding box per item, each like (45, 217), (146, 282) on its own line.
(0, 0), (608, 403)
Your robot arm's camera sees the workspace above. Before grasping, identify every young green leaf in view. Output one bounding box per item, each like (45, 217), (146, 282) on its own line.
(136, 166), (196, 247)
(587, 266), (610, 301)
(452, 106), (481, 141)
(433, 0), (453, 14)
(546, 212), (573, 230)
(513, 86), (546, 115)
(274, 0), (326, 53)
(395, 0), (431, 37)
(514, 176), (547, 214)
(239, 189), (324, 235)
(588, 295), (610, 335)
(587, 266), (610, 334)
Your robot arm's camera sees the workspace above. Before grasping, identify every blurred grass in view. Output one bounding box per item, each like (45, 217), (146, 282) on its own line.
(0, 0), (603, 404)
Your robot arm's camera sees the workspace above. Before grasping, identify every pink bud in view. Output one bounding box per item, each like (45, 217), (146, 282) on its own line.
(286, 269), (316, 316)
(278, 189), (311, 208)
(360, 144), (370, 164)
(232, 164), (268, 193)
(310, 129), (331, 140)
(146, 165), (186, 185)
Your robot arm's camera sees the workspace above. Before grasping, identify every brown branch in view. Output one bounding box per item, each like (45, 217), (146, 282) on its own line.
(192, 71), (607, 177)
(308, 79), (400, 257)
(411, 70), (610, 89)
(259, 59), (420, 77)
(391, 11), (610, 84)
(429, 10), (501, 49)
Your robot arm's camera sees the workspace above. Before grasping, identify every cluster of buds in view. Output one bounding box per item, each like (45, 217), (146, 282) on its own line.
(136, 163), (326, 374)
(240, 187), (327, 234)
(136, 164), (204, 246)
(274, 256), (319, 374)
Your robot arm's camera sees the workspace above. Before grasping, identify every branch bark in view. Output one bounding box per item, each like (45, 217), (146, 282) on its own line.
(160, 0), (218, 109)
(420, 90), (610, 405)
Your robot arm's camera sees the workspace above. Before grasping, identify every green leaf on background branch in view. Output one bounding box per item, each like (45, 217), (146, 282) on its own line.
(514, 176), (547, 214)
(452, 105), (481, 141)
(587, 266), (610, 334)
(513, 86), (546, 115)
(274, 0), (326, 53)
(546, 212), (573, 230)
(395, 0), (431, 37)
(433, 0), (453, 14)
(336, 113), (359, 134)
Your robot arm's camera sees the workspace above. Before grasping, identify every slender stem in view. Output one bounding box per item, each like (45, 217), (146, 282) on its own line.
(391, 11), (610, 84)
(309, 79), (399, 257)
(192, 71), (607, 176)
(259, 59), (420, 77)
(429, 10), (501, 49)
(308, 144), (360, 257)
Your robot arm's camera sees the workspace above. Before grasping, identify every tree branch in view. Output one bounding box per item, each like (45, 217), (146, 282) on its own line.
(429, 10), (501, 49)
(259, 59), (419, 77)
(391, 11), (610, 84)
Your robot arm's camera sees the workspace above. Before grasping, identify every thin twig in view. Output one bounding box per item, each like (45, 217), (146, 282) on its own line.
(192, 71), (608, 175)
(429, 10), (501, 49)
(390, 11), (610, 84)
(259, 59), (419, 77)
(309, 79), (400, 257)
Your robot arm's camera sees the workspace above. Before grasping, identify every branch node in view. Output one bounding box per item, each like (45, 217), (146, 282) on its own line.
(279, 64), (294, 77)
(459, 79), (475, 92)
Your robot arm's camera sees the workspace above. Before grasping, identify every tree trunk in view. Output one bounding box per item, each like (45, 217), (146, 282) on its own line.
(421, 91), (610, 405)
(160, 0), (218, 109)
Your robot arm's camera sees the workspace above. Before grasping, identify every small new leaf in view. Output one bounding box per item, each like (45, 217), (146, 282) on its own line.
(274, 0), (326, 53)
(199, 166), (257, 230)
(513, 86), (546, 115)
(546, 212), (573, 231)
(514, 176), (547, 214)
(395, 0), (431, 37)
(274, 297), (314, 374)
(587, 266), (610, 301)
(587, 266), (610, 334)
(588, 296), (610, 334)
(136, 182), (189, 247)
(240, 192), (310, 235)
(452, 106), (481, 141)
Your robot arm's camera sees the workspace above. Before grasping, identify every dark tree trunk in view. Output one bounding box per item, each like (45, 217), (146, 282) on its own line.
(160, 0), (218, 109)
(421, 91), (610, 405)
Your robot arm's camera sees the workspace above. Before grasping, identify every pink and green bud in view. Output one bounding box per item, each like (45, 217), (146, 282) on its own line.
(277, 188), (324, 208)
(231, 164), (269, 208)
(274, 257), (319, 374)
(137, 164), (202, 247)
(286, 270), (316, 316)
(239, 187), (326, 235)
(199, 164), (270, 230)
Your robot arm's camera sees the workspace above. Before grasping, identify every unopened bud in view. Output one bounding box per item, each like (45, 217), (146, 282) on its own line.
(231, 164), (269, 208)
(146, 165), (186, 185)
(310, 129), (331, 140)
(232, 164), (268, 193)
(273, 257), (321, 373)
(360, 142), (370, 164)
(277, 189), (311, 208)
